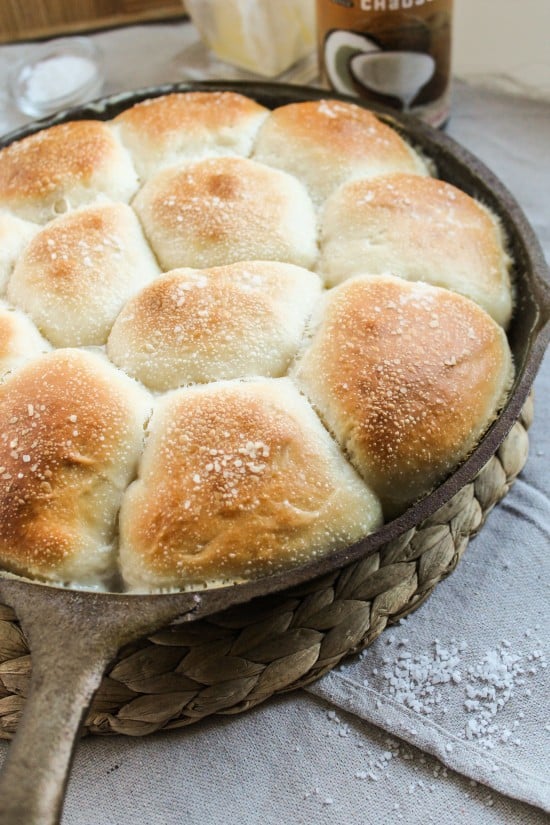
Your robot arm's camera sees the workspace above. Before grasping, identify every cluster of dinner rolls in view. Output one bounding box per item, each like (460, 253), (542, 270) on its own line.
(0, 91), (515, 592)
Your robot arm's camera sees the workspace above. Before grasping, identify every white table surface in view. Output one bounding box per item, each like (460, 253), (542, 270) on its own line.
(0, 19), (548, 825)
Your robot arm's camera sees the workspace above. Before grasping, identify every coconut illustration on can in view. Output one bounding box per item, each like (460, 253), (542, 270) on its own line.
(317, 0), (453, 128)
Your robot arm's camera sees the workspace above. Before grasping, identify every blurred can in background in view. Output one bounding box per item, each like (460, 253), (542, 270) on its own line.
(317, 0), (453, 127)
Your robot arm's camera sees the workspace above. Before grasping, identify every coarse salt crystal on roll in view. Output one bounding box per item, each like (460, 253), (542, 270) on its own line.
(119, 378), (382, 591)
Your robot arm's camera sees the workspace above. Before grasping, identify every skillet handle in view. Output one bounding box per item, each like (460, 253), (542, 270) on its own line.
(0, 638), (110, 823)
(0, 587), (116, 825)
(0, 580), (197, 825)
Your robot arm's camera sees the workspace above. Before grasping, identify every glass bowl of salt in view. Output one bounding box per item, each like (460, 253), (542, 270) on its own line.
(10, 37), (103, 118)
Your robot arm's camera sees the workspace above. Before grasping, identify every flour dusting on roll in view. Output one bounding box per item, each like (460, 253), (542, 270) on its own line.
(252, 99), (428, 206)
(8, 203), (160, 347)
(119, 378), (382, 591)
(107, 261), (322, 391)
(112, 91), (269, 180)
(0, 349), (151, 586)
(294, 275), (514, 518)
(132, 156), (318, 271)
(318, 173), (514, 328)
(0, 121), (139, 224)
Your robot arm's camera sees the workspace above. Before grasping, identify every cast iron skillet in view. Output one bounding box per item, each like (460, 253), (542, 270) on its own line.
(0, 81), (548, 825)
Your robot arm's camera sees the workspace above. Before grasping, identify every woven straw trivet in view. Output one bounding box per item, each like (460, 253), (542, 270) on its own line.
(0, 397), (533, 739)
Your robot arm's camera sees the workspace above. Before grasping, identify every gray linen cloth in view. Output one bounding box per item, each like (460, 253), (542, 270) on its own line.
(0, 22), (548, 825)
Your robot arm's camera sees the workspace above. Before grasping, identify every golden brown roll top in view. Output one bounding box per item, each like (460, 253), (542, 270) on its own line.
(294, 275), (514, 518)
(318, 173), (514, 328)
(252, 99), (428, 206)
(0, 121), (139, 224)
(119, 378), (382, 591)
(112, 91), (269, 180)
(7, 203), (160, 347)
(107, 261), (322, 391)
(0, 213), (38, 294)
(132, 156), (318, 272)
(0, 349), (151, 585)
(0, 304), (50, 379)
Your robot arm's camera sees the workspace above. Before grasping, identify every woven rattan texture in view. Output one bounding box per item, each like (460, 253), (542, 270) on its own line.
(0, 397), (533, 739)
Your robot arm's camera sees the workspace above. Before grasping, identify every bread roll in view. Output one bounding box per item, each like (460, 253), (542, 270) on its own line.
(8, 203), (160, 347)
(318, 173), (513, 327)
(107, 261), (322, 391)
(294, 275), (514, 518)
(0, 213), (38, 294)
(0, 349), (151, 586)
(119, 378), (382, 590)
(112, 91), (269, 180)
(0, 303), (50, 379)
(252, 99), (428, 206)
(0, 121), (139, 224)
(132, 156), (317, 271)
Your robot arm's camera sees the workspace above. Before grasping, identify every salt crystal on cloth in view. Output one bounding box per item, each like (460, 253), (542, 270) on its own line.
(307, 516), (550, 813)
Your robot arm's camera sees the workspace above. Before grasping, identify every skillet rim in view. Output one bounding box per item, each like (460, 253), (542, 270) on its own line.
(0, 79), (548, 611)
